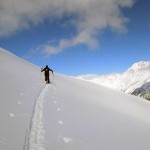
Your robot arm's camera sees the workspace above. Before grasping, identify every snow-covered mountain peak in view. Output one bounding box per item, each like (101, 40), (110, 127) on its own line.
(78, 61), (150, 100)
(127, 61), (150, 73)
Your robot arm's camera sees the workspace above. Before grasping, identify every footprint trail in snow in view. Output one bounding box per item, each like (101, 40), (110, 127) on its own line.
(24, 84), (50, 150)
(24, 82), (73, 150)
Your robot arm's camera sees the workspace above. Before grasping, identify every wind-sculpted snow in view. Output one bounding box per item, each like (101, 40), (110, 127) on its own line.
(1, 48), (150, 150)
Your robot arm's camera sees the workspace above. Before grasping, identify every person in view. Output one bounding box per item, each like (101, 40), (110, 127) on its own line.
(41, 65), (53, 84)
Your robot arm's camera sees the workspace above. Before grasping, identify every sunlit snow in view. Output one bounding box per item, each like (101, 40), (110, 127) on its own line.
(0, 48), (150, 150)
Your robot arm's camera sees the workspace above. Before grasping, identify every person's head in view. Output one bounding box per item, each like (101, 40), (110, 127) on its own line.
(46, 65), (48, 68)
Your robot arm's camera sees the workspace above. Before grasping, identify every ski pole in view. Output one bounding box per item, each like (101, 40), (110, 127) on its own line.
(52, 72), (54, 83)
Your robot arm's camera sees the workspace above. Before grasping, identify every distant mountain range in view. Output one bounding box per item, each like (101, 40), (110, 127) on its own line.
(77, 61), (150, 100)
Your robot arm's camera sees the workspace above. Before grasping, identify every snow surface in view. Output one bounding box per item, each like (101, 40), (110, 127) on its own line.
(1, 47), (150, 150)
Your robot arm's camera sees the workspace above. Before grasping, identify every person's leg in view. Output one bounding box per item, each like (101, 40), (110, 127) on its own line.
(45, 75), (47, 81)
(45, 75), (49, 84)
(48, 75), (50, 83)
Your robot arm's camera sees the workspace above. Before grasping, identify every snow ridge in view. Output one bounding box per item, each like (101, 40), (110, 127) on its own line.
(127, 61), (150, 72)
(24, 85), (49, 150)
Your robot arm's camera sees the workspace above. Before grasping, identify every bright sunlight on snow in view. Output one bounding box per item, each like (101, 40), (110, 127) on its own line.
(0, 48), (150, 150)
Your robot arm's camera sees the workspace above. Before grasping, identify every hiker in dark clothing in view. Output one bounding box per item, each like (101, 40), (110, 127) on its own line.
(41, 65), (53, 84)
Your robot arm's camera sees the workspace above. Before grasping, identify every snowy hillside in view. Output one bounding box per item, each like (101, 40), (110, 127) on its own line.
(1, 48), (150, 150)
(78, 61), (150, 100)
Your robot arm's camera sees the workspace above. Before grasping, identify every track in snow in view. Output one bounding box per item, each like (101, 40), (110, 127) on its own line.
(23, 85), (50, 150)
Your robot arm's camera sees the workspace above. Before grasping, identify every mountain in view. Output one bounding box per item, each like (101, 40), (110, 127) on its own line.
(78, 61), (150, 100)
(1, 48), (150, 150)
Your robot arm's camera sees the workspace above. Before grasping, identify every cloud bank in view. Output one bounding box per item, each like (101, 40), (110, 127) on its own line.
(0, 0), (135, 54)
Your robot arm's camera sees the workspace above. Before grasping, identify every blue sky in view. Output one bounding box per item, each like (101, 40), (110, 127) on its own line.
(0, 0), (150, 76)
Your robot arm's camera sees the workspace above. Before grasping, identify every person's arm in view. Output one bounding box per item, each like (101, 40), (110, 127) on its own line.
(49, 68), (53, 73)
(41, 68), (45, 72)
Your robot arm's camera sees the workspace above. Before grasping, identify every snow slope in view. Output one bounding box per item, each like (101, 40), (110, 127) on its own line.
(0, 48), (45, 149)
(1, 48), (150, 150)
(78, 61), (150, 100)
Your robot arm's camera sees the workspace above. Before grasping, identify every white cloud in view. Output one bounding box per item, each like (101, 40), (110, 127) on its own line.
(0, 0), (135, 54)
